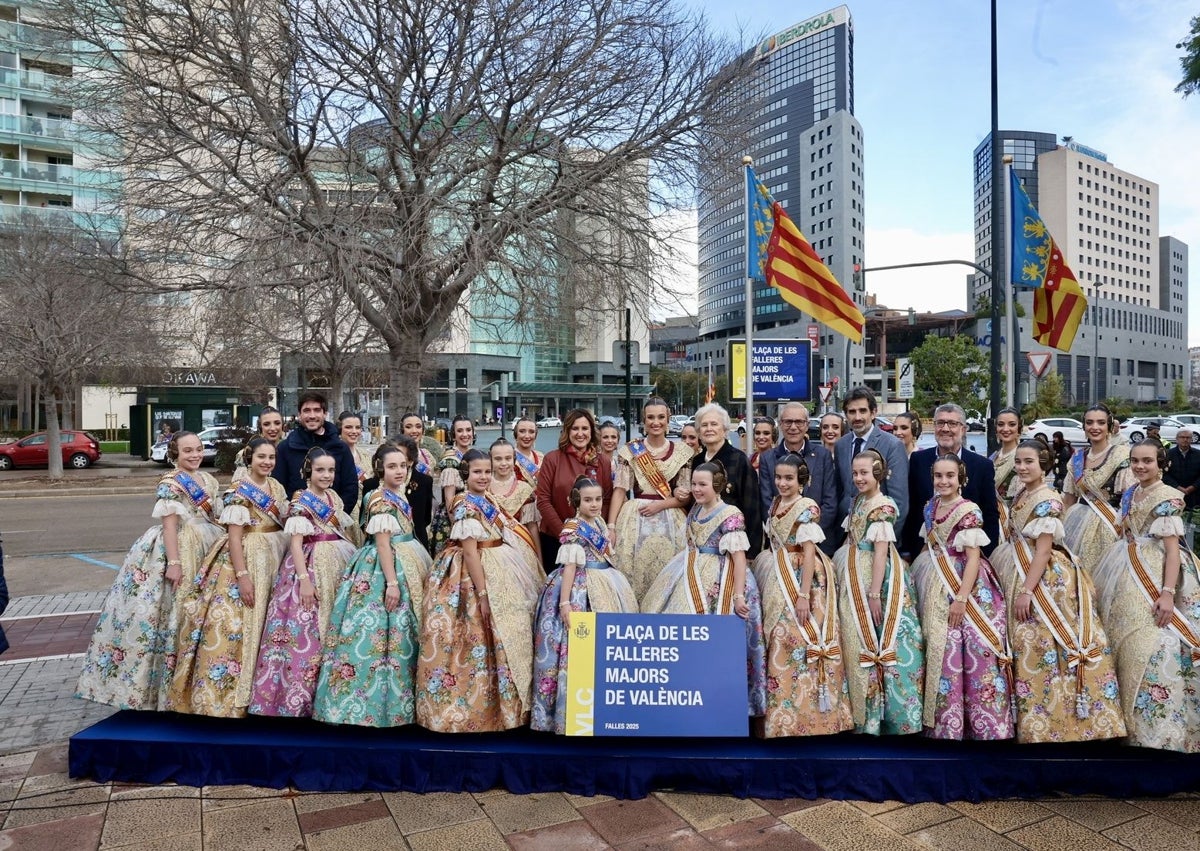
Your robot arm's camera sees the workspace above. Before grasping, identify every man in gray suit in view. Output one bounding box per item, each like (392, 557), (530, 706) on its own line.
(759, 402), (838, 555)
(835, 386), (909, 534)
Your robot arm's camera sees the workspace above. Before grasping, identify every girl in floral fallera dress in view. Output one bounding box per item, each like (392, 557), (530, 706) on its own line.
(1093, 441), (1200, 752)
(1063, 404), (1134, 574)
(250, 448), (357, 717)
(416, 449), (543, 732)
(77, 433), (223, 710)
(487, 438), (543, 566)
(641, 462), (767, 717)
(833, 450), (925, 735)
(751, 454), (853, 738)
(532, 477), (638, 733)
(168, 438), (289, 717)
(607, 398), (694, 601)
(313, 445), (432, 727)
(991, 441), (1125, 743)
(909, 455), (1015, 740)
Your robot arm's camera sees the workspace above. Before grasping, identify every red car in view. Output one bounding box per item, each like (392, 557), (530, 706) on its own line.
(0, 430), (102, 470)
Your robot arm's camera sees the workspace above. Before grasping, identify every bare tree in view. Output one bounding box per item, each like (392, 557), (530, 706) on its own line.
(52, 0), (756, 421)
(0, 214), (160, 478)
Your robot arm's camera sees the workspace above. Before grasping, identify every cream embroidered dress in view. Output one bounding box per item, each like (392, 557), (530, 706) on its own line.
(612, 439), (694, 600)
(833, 492), (925, 735)
(77, 470), (223, 710)
(991, 448), (1022, 531)
(751, 495), (853, 737)
(1093, 481), (1200, 752)
(991, 483), (1126, 743)
(167, 477), (289, 716)
(1063, 444), (1134, 573)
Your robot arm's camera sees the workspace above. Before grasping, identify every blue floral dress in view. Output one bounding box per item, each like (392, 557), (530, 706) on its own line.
(833, 492), (925, 735)
(531, 517), (637, 733)
(313, 488), (432, 727)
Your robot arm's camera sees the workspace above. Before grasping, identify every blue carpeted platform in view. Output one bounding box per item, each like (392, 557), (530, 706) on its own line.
(69, 711), (1200, 802)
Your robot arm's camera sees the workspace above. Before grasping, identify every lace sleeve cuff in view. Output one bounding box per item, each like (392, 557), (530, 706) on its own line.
(365, 513), (402, 536)
(1021, 516), (1064, 543)
(718, 530), (751, 553)
(1149, 515), (1187, 539)
(285, 516), (316, 536)
(952, 528), (990, 549)
(218, 504), (252, 526)
(864, 521), (897, 543)
(151, 499), (189, 519)
(556, 542), (586, 565)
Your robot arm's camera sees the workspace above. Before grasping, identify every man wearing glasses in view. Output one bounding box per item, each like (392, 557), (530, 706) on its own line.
(759, 402), (838, 555)
(900, 402), (999, 560)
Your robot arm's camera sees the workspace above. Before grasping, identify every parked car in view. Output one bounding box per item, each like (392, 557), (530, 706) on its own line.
(966, 416), (986, 433)
(537, 416), (562, 428)
(873, 416), (894, 433)
(0, 430), (102, 470)
(154, 427), (243, 465)
(1120, 416), (1188, 444)
(667, 415), (690, 436)
(149, 437), (171, 463)
(1169, 413), (1200, 427)
(1023, 417), (1087, 446)
(598, 415), (625, 430)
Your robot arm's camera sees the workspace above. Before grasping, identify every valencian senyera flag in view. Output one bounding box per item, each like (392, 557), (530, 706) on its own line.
(746, 166), (864, 343)
(1010, 170), (1087, 352)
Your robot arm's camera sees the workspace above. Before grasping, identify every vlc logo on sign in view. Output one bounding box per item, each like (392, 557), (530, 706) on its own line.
(1027, 352), (1053, 378)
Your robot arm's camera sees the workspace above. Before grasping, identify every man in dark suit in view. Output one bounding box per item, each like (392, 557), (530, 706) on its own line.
(1165, 428), (1200, 512)
(759, 402), (838, 555)
(834, 387), (910, 533)
(900, 403), (999, 559)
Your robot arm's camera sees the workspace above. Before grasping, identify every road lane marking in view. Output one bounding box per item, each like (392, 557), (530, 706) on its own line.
(69, 553), (121, 570)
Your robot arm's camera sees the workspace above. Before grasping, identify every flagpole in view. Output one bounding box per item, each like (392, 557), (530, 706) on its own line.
(987, 0), (1003, 453)
(1004, 156), (1016, 409)
(743, 155), (755, 429)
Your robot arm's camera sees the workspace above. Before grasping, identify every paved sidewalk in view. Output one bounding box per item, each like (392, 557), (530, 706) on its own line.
(2, 591), (1200, 849)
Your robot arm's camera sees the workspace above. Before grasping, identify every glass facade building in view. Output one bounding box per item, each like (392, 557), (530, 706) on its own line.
(695, 5), (865, 387)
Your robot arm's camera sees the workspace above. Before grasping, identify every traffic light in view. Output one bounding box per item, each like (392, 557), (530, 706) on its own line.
(852, 263), (863, 291)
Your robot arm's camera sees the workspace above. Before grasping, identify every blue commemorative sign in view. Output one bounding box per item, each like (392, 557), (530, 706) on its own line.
(564, 613), (749, 737)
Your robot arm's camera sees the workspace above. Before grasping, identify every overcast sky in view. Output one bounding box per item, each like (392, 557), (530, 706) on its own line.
(674, 0), (1199, 340)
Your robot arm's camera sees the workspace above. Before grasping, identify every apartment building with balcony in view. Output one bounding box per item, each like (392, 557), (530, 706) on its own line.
(0, 1), (113, 228)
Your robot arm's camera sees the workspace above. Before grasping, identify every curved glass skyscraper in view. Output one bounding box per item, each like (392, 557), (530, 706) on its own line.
(695, 5), (865, 391)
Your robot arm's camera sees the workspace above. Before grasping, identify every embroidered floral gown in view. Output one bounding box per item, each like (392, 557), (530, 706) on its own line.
(1093, 482), (1200, 752)
(751, 496), (853, 737)
(991, 484), (1126, 743)
(248, 490), (356, 717)
(833, 493), (925, 735)
(415, 493), (543, 732)
(909, 498), (1015, 740)
(531, 517), (637, 734)
(313, 488), (433, 727)
(1063, 444), (1134, 573)
(612, 439), (695, 601)
(167, 477), (289, 716)
(77, 470), (223, 710)
(487, 476), (540, 538)
(641, 502), (768, 716)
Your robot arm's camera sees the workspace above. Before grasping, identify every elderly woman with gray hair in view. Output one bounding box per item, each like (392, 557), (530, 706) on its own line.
(682, 403), (763, 560)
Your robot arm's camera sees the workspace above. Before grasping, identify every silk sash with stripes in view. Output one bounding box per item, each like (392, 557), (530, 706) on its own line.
(772, 531), (840, 711)
(684, 547), (736, 615)
(628, 440), (674, 499)
(926, 525), (1012, 672)
(845, 535), (904, 712)
(1012, 534), (1101, 718)
(1079, 478), (1122, 537)
(1126, 541), (1200, 663)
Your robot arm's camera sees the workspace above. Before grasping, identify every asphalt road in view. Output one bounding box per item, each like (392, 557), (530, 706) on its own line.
(2, 492), (151, 598)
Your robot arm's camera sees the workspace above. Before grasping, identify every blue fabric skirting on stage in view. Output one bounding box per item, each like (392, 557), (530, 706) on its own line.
(70, 711), (1200, 802)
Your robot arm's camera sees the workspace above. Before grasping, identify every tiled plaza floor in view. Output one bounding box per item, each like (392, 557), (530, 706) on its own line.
(2, 591), (1200, 849)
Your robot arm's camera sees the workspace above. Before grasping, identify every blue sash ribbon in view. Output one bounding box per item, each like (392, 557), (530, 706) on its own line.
(382, 488), (413, 521)
(514, 450), (539, 481)
(583, 560), (610, 569)
(573, 519), (610, 557)
(416, 461), (429, 476)
(298, 489), (334, 524)
(173, 471), (209, 506)
(235, 479), (280, 525)
(1070, 448), (1086, 483)
(696, 546), (721, 555)
(464, 492), (498, 525)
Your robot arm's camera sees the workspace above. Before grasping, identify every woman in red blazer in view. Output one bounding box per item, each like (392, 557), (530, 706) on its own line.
(535, 410), (613, 574)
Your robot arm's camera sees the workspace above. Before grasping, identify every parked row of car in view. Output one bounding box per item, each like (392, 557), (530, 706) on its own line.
(1023, 414), (1200, 446)
(0, 431), (102, 470)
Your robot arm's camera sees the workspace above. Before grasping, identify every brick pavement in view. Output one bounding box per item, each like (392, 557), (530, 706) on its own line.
(1, 591), (1199, 849)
